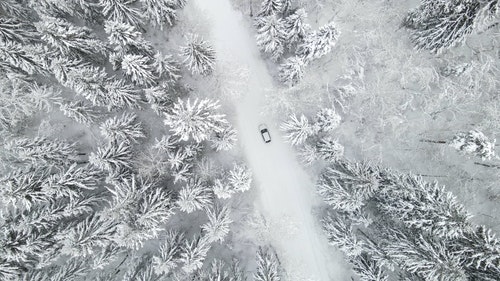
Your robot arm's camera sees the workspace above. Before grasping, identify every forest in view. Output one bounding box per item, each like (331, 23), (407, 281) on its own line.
(0, 0), (499, 280)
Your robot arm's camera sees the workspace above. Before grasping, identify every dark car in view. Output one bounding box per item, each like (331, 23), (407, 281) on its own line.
(259, 124), (271, 143)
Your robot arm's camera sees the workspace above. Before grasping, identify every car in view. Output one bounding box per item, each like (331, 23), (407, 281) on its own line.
(259, 124), (271, 143)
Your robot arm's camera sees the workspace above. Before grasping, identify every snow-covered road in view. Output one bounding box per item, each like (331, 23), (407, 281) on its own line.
(193, 1), (350, 280)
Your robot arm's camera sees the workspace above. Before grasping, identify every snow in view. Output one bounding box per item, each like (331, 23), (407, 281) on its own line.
(192, 0), (350, 280)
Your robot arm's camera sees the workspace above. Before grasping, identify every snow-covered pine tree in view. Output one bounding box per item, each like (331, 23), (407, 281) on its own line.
(57, 214), (117, 257)
(376, 175), (473, 239)
(257, 0), (284, 17)
(34, 16), (107, 59)
(153, 51), (181, 82)
(228, 163), (253, 193)
(351, 253), (389, 281)
(202, 204), (232, 243)
(0, 166), (51, 210)
(210, 125), (237, 151)
(164, 98), (228, 143)
(280, 113), (313, 145)
(0, 41), (48, 75)
(104, 20), (153, 57)
(449, 130), (496, 160)
(278, 56), (307, 86)
(0, 17), (38, 44)
(298, 144), (319, 166)
(100, 112), (145, 144)
(403, 0), (482, 53)
(316, 137), (344, 162)
(152, 230), (184, 275)
(51, 58), (109, 106)
(99, 0), (144, 28)
(256, 14), (286, 61)
(322, 214), (364, 258)
(313, 107), (341, 133)
(180, 34), (216, 76)
(0, 260), (18, 281)
(58, 100), (100, 125)
(89, 141), (133, 173)
(0, 78), (58, 131)
(106, 176), (175, 249)
(454, 225), (500, 280)
(145, 85), (174, 115)
(179, 234), (211, 274)
(296, 21), (340, 62)
(283, 8), (310, 47)
(41, 163), (100, 199)
(121, 53), (158, 86)
(103, 78), (142, 109)
(4, 136), (78, 165)
(139, 0), (178, 29)
(0, 0), (30, 19)
(29, 0), (75, 17)
(383, 230), (467, 281)
(177, 178), (213, 213)
(254, 246), (282, 281)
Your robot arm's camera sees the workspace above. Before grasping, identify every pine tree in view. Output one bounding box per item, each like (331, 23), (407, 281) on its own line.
(152, 230), (184, 275)
(29, 0), (75, 17)
(352, 253), (389, 281)
(0, 41), (48, 75)
(296, 21), (340, 61)
(100, 112), (145, 144)
(4, 136), (78, 165)
(180, 34), (216, 76)
(316, 137), (344, 162)
(210, 125), (237, 151)
(58, 100), (100, 125)
(0, 167), (51, 210)
(228, 164), (253, 192)
(254, 246), (282, 281)
(51, 58), (109, 106)
(283, 8), (310, 47)
(177, 178), (213, 213)
(449, 130), (496, 160)
(89, 141), (133, 173)
(139, 0), (178, 29)
(0, 0), (31, 19)
(179, 235), (211, 274)
(34, 16), (107, 59)
(378, 175), (473, 239)
(473, 0), (500, 33)
(403, 0), (482, 53)
(313, 107), (341, 133)
(57, 214), (116, 257)
(280, 113), (312, 145)
(99, 0), (144, 28)
(104, 20), (153, 56)
(164, 98), (228, 142)
(153, 51), (181, 82)
(256, 14), (286, 61)
(202, 204), (232, 243)
(103, 78), (142, 109)
(41, 163), (101, 199)
(0, 260), (18, 281)
(120, 53), (157, 86)
(257, 0), (284, 17)
(322, 214), (364, 258)
(278, 56), (307, 86)
(0, 17), (38, 44)
(383, 230), (467, 281)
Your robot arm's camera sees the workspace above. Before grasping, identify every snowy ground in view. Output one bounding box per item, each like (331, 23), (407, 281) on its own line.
(193, 0), (350, 280)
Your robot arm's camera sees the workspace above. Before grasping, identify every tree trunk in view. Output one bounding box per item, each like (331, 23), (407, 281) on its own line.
(420, 139), (447, 144)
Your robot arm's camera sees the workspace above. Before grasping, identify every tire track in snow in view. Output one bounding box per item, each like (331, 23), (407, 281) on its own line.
(192, 1), (350, 280)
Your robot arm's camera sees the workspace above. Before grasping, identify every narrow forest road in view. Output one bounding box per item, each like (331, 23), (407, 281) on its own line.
(192, 1), (350, 280)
